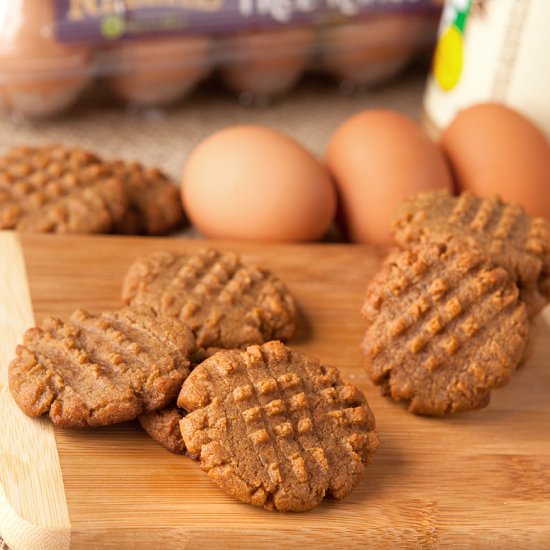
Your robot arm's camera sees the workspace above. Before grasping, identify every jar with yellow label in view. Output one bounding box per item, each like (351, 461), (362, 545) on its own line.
(423, 0), (550, 140)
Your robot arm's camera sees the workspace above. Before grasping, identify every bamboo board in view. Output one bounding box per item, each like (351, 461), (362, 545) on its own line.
(1, 231), (549, 549)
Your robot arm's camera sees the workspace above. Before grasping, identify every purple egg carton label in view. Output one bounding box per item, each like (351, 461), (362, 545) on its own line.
(54, 0), (437, 43)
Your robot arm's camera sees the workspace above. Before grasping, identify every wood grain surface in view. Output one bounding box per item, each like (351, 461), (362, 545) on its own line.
(1, 232), (549, 549)
(0, 232), (70, 550)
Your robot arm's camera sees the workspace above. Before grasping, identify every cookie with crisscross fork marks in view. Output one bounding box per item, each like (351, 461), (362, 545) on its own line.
(392, 190), (550, 316)
(122, 249), (297, 350)
(9, 306), (196, 427)
(178, 341), (378, 512)
(109, 160), (184, 236)
(0, 145), (128, 233)
(361, 242), (529, 415)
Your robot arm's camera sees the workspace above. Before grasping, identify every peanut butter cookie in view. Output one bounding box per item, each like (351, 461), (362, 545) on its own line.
(109, 160), (184, 236)
(392, 190), (550, 316)
(361, 242), (529, 415)
(178, 341), (378, 512)
(0, 145), (128, 234)
(122, 249), (297, 350)
(9, 306), (196, 427)
(139, 406), (186, 455)
(138, 347), (223, 454)
(0, 144), (185, 236)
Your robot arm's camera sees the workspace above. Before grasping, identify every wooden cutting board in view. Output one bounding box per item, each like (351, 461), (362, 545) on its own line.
(1, 231), (549, 550)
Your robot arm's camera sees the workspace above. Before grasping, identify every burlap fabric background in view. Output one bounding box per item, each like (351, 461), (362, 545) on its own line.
(0, 71), (425, 179)
(0, 68), (425, 549)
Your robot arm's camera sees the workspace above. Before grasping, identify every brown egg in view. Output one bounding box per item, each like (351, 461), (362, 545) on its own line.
(325, 110), (453, 246)
(0, 0), (91, 119)
(182, 125), (336, 242)
(220, 28), (314, 104)
(441, 103), (550, 219)
(318, 15), (423, 89)
(108, 36), (210, 107)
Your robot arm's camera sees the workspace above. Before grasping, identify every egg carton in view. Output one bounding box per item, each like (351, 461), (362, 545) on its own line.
(0, 0), (441, 120)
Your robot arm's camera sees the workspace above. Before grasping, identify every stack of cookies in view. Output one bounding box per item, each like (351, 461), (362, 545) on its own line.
(0, 145), (184, 235)
(9, 247), (379, 512)
(361, 190), (550, 415)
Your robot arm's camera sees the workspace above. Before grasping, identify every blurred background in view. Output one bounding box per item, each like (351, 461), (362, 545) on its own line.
(0, 66), (429, 179)
(1, 0), (549, 243)
(0, 0), (441, 173)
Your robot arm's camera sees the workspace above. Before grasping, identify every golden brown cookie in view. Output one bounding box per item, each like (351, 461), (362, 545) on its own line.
(8, 306), (196, 427)
(178, 341), (378, 512)
(16, 178), (128, 234)
(109, 160), (185, 235)
(392, 190), (550, 316)
(122, 249), (297, 350)
(361, 242), (529, 415)
(138, 349), (222, 454)
(0, 145), (128, 233)
(139, 406), (186, 455)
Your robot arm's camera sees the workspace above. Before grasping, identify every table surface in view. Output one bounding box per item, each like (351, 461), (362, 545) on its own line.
(2, 233), (550, 550)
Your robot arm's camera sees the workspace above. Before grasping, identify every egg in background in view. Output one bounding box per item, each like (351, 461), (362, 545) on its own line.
(108, 36), (211, 107)
(182, 125), (336, 242)
(0, 0), (92, 119)
(318, 15), (424, 90)
(441, 103), (550, 219)
(219, 28), (314, 105)
(326, 109), (454, 246)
